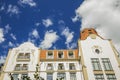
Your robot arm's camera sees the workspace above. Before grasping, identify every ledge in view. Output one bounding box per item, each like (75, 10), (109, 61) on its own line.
(16, 59), (30, 62)
(93, 70), (103, 74)
(104, 70), (115, 74)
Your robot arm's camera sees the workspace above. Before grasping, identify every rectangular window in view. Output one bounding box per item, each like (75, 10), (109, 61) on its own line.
(25, 53), (30, 59)
(106, 74), (116, 80)
(47, 64), (53, 70)
(94, 74), (104, 80)
(57, 73), (66, 80)
(13, 74), (19, 80)
(22, 64), (28, 70)
(47, 51), (53, 58)
(58, 64), (64, 70)
(18, 53), (24, 59)
(21, 74), (28, 79)
(70, 73), (76, 80)
(91, 58), (102, 70)
(102, 58), (113, 71)
(58, 51), (63, 58)
(15, 64), (21, 71)
(69, 63), (75, 70)
(47, 73), (53, 80)
(68, 51), (74, 58)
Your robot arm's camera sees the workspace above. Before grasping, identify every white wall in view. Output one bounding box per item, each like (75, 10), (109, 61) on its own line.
(79, 35), (120, 80)
(3, 42), (39, 80)
(39, 61), (83, 80)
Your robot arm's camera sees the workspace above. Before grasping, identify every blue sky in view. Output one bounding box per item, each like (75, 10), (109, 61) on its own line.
(0, 0), (83, 57)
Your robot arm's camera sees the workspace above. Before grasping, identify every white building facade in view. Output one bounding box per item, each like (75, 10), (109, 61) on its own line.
(78, 28), (120, 80)
(0, 28), (120, 80)
(0, 42), (40, 80)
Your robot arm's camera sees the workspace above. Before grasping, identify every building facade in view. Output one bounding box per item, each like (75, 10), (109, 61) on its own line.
(0, 42), (40, 80)
(0, 28), (120, 80)
(39, 49), (83, 80)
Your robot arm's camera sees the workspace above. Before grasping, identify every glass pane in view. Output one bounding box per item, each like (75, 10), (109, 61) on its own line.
(58, 64), (64, 70)
(69, 63), (75, 70)
(69, 51), (74, 58)
(57, 73), (66, 80)
(95, 74), (104, 80)
(13, 74), (18, 80)
(106, 74), (116, 80)
(91, 58), (101, 70)
(47, 73), (53, 80)
(58, 51), (63, 58)
(48, 51), (53, 58)
(21, 74), (28, 80)
(70, 73), (76, 80)
(102, 58), (113, 71)
(47, 64), (53, 70)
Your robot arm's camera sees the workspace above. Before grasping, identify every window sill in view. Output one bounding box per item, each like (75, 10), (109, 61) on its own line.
(16, 59), (30, 62)
(93, 70), (103, 74)
(104, 70), (114, 74)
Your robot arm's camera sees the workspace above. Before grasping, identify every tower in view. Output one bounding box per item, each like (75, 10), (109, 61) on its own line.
(78, 28), (120, 80)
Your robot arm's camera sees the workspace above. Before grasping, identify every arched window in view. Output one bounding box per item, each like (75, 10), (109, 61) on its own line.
(58, 51), (63, 58)
(68, 51), (74, 58)
(47, 51), (53, 58)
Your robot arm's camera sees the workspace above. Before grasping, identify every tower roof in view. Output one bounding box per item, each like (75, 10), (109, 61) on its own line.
(80, 28), (100, 40)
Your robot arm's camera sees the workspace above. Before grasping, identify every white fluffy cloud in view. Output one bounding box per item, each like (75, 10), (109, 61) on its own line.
(28, 29), (39, 43)
(5, 24), (11, 34)
(8, 41), (15, 47)
(76, 0), (120, 52)
(7, 5), (20, 16)
(10, 33), (17, 40)
(0, 28), (5, 43)
(71, 14), (80, 23)
(62, 27), (74, 48)
(39, 30), (59, 49)
(42, 19), (53, 27)
(31, 29), (39, 38)
(19, 0), (36, 7)
(35, 22), (41, 27)
(0, 5), (5, 11)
